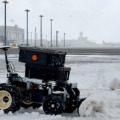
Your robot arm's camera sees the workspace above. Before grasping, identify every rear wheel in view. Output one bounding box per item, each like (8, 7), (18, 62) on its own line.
(32, 103), (42, 109)
(21, 102), (42, 109)
(0, 84), (22, 113)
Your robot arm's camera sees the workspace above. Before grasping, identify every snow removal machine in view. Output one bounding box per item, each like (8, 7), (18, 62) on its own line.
(0, 46), (84, 114)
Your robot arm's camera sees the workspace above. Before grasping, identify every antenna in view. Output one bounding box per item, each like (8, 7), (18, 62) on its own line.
(0, 46), (11, 72)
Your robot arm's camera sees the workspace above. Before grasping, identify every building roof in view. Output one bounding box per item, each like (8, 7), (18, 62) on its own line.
(0, 25), (24, 32)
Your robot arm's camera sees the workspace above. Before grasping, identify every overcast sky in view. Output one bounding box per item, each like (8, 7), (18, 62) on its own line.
(0, 0), (120, 43)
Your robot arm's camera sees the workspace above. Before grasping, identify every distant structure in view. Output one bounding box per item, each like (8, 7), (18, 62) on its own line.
(0, 25), (24, 45)
(102, 41), (120, 47)
(64, 32), (100, 47)
(78, 32), (88, 41)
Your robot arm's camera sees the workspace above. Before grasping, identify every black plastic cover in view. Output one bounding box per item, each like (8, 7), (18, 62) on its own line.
(25, 64), (71, 81)
(19, 46), (66, 67)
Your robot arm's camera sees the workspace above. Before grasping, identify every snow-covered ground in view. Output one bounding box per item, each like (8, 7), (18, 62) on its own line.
(0, 54), (120, 120)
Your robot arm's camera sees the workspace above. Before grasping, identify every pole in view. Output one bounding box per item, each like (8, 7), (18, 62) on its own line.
(39, 15), (43, 47)
(35, 27), (36, 47)
(56, 31), (58, 47)
(50, 19), (53, 47)
(25, 9), (30, 46)
(2, 0), (8, 45)
(64, 33), (66, 47)
(31, 32), (32, 44)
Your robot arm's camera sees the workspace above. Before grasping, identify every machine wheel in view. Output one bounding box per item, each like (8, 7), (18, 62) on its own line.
(65, 88), (79, 113)
(32, 103), (42, 109)
(43, 95), (64, 115)
(21, 102), (42, 109)
(0, 84), (22, 113)
(64, 97), (78, 113)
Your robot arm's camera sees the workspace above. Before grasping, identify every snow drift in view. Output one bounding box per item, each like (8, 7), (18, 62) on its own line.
(109, 78), (120, 90)
(79, 91), (120, 119)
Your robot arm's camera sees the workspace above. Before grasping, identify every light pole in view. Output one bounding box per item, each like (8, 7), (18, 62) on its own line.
(64, 33), (66, 47)
(39, 15), (43, 47)
(50, 19), (53, 47)
(35, 27), (36, 47)
(56, 31), (58, 47)
(31, 32), (32, 45)
(25, 9), (30, 46)
(2, 0), (8, 45)
(29, 32), (32, 45)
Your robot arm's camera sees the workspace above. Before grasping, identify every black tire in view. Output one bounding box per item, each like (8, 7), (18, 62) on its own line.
(65, 88), (80, 113)
(21, 102), (42, 109)
(0, 84), (22, 113)
(32, 103), (42, 109)
(64, 97), (78, 113)
(43, 95), (64, 115)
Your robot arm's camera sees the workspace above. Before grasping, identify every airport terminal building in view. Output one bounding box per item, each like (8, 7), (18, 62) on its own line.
(0, 25), (24, 45)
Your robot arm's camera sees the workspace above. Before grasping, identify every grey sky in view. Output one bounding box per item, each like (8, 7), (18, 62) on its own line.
(0, 0), (120, 43)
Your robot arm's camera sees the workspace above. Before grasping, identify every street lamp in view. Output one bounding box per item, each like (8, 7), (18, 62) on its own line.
(28, 32), (32, 45)
(39, 15), (43, 47)
(56, 31), (59, 47)
(64, 33), (66, 47)
(50, 19), (53, 47)
(2, 0), (8, 45)
(35, 27), (36, 47)
(25, 9), (30, 46)
(31, 32), (32, 45)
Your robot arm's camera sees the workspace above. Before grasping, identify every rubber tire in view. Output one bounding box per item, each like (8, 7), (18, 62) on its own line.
(0, 84), (22, 113)
(43, 95), (64, 115)
(65, 88), (80, 113)
(21, 103), (42, 109)
(64, 97), (78, 113)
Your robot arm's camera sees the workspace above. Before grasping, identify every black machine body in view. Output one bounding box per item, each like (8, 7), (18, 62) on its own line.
(0, 46), (83, 115)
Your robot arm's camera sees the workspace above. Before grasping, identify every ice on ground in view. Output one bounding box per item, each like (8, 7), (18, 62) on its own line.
(109, 78), (120, 90)
(79, 91), (120, 119)
(31, 112), (40, 116)
(1, 54), (120, 120)
(0, 110), (4, 116)
(90, 69), (108, 89)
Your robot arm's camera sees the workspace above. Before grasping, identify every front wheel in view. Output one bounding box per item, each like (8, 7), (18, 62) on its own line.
(64, 97), (78, 113)
(43, 95), (64, 115)
(65, 88), (80, 113)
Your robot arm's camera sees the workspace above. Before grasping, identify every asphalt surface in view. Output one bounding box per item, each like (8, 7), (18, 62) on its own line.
(1, 47), (120, 55)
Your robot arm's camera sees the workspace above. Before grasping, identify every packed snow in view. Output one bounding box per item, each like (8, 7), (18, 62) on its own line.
(0, 54), (120, 120)
(109, 78), (120, 90)
(79, 91), (120, 119)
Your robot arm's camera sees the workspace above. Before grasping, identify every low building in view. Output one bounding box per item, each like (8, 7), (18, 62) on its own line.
(59, 32), (101, 47)
(0, 25), (24, 45)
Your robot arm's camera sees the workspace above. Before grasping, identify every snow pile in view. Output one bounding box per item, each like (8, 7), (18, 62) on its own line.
(31, 112), (40, 116)
(0, 110), (4, 116)
(79, 91), (120, 119)
(90, 69), (108, 89)
(109, 78), (120, 90)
